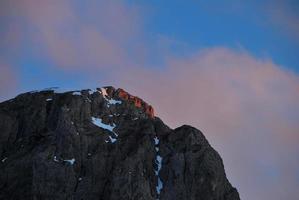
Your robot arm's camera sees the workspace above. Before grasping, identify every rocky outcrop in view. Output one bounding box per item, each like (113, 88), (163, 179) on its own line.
(116, 88), (154, 118)
(0, 86), (240, 200)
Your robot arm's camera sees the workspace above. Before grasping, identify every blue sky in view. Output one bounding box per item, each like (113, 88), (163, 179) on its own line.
(136, 0), (299, 71)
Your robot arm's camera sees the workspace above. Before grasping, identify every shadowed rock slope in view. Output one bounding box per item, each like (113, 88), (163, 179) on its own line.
(0, 86), (240, 200)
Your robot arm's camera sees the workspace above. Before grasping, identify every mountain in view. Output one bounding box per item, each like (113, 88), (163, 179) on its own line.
(0, 86), (240, 200)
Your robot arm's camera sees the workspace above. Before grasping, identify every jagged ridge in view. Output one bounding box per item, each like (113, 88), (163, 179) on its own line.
(0, 86), (240, 200)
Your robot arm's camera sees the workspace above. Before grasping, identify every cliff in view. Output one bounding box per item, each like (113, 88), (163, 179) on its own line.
(0, 86), (240, 200)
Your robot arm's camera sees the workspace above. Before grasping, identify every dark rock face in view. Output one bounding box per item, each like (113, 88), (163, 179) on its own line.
(0, 87), (240, 200)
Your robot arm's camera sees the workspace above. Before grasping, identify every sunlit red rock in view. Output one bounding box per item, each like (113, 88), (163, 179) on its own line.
(116, 88), (155, 118)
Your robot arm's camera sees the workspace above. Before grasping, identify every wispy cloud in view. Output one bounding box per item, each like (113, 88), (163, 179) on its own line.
(0, 0), (144, 71)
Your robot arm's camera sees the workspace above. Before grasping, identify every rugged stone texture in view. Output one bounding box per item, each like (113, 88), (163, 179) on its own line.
(0, 86), (240, 200)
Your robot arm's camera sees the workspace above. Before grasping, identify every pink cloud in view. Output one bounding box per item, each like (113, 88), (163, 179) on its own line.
(1, 0), (143, 71)
(110, 47), (299, 200)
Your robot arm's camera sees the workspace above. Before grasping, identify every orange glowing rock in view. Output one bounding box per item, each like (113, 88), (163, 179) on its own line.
(145, 105), (154, 118)
(117, 88), (154, 118)
(133, 97), (142, 108)
(118, 89), (129, 100)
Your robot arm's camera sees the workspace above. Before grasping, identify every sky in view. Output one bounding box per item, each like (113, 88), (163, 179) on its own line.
(0, 0), (299, 199)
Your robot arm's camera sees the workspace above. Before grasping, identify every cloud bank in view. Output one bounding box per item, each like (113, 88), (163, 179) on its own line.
(112, 47), (299, 199)
(0, 0), (144, 72)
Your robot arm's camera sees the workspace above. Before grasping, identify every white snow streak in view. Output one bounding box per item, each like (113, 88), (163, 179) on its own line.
(85, 97), (92, 103)
(91, 117), (118, 143)
(107, 99), (122, 106)
(100, 88), (108, 97)
(155, 155), (162, 175)
(109, 136), (117, 143)
(64, 158), (75, 165)
(92, 117), (115, 132)
(88, 89), (98, 95)
(50, 87), (69, 94)
(53, 156), (75, 165)
(157, 177), (163, 195)
(100, 87), (122, 107)
(53, 156), (59, 162)
(72, 91), (81, 95)
(154, 136), (163, 197)
(154, 136), (159, 145)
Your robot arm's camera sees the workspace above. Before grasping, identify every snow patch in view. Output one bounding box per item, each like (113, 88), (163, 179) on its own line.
(45, 87), (69, 94)
(85, 97), (92, 103)
(109, 136), (117, 143)
(155, 155), (162, 175)
(46, 98), (52, 101)
(53, 156), (75, 165)
(28, 87), (98, 96)
(64, 158), (75, 165)
(154, 136), (159, 146)
(100, 88), (108, 97)
(100, 87), (122, 107)
(107, 99), (122, 106)
(29, 90), (39, 93)
(29, 87), (69, 94)
(88, 89), (98, 95)
(92, 117), (116, 132)
(72, 91), (81, 96)
(91, 117), (118, 143)
(154, 136), (163, 197)
(157, 177), (163, 195)
(42, 87), (78, 94)
(53, 156), (59, 162)
(54, 88), (71, 94)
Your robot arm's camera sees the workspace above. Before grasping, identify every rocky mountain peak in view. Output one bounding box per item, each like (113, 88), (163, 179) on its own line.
(0, 86), (240, 200)
(101, 86), (155, 118)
